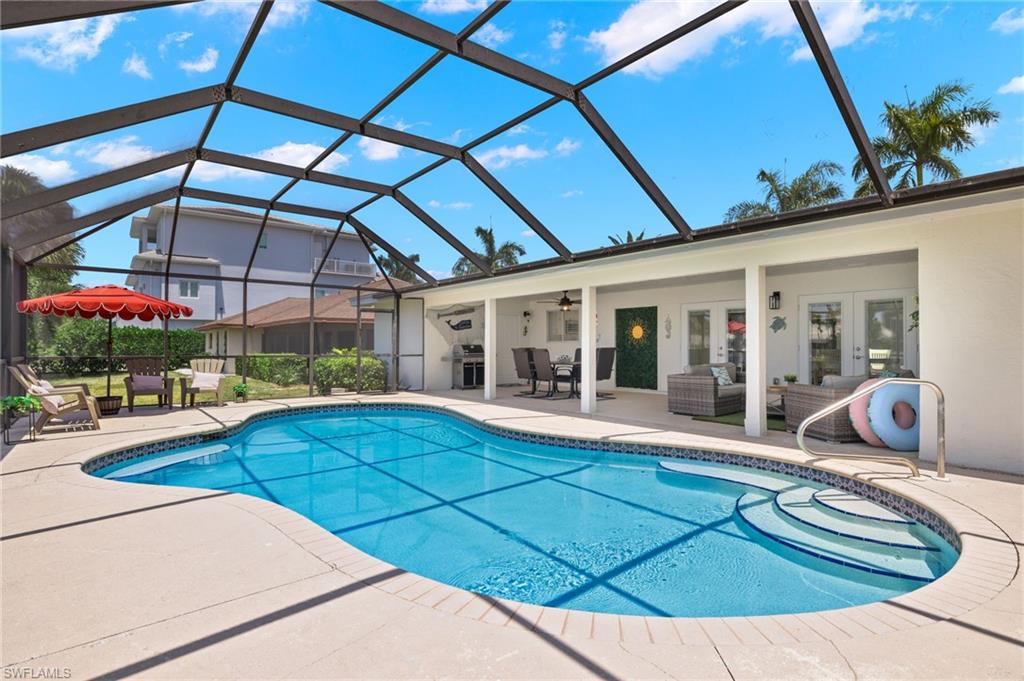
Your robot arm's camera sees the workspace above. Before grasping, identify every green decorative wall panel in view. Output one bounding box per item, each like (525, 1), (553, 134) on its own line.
(615, 306), (658, 389)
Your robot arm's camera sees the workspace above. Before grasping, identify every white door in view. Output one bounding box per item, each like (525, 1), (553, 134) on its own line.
(681, 301), (746, 375)
(496, 314), (522, 384)
(799, 289), (918, 384)
(853, 289), (917, 377)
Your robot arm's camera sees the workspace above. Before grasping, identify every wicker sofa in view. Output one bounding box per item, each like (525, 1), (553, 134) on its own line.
(785, 370), (916, 442)
(667, 363), (744, 416)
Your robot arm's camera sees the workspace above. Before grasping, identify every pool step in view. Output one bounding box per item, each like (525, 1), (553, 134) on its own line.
(658, 460), (797, 493)
(736, 492), (942, 582)
(811, 488), (913, 524)
(775, 487), (932, 551)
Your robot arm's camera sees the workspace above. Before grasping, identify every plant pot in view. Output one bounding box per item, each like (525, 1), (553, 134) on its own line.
(234, 395), (248, 403)
(96, 396), (123, 416)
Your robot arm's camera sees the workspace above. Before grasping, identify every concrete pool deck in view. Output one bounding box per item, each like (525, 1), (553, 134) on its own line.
(1, 393), (1021, 680)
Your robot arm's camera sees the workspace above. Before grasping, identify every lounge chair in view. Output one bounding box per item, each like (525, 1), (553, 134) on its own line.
(16, 363), (91, 396)
(123, 358), (174, 412)
(6, 366), (101, 434)
(182, 358), (226, 407)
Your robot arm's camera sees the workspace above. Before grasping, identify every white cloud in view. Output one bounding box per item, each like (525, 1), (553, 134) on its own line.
(548, 20), (568, 50)
(426, 199), (472, 210)
(474, 144), (548, 170)
(4, 154), (77, 184)
(520, 230), (536, 238)
(178, 47), (219, 74)
(122, 52), (152, 79)
(991, 8), (1024, 34)
(560, 189), (584, 198)
(251, 141), (349, 172)
(998, 75), (1024, 95)
(76, 135), (160, 168)
(508, 124), (533, 136)
(358, 137), (401, 161)
(177, 0), (309, 30)
(554, 137), (581, 156)
(419, 0), (487, 15)
(444, 128), (468, 144)
(475, 23), (513, 48)
(966, 121), (995, 146)
(789, 1), (917, 62)
(8, 16), (123, 72)
(158, 31), (192, 58)
(585, 1), (913, 79)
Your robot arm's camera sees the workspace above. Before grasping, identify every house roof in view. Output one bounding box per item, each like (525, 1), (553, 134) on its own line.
(129, 204), (363, 241)
(197, 287), (381, 331)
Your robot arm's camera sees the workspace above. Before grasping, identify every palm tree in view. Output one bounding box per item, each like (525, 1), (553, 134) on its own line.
(607, 229), (645, 246)
(451, 226), (525, 276)
(725, 160), (845, 222)
(375, 252), (421, 283)
(2, 165), (84, 352)
(853, 81), (1000, 196)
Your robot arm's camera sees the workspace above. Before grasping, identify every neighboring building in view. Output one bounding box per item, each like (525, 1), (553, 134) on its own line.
(125, 205), (377, 329)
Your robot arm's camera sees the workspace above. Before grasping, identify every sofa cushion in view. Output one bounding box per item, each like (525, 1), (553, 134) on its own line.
(820, 374), (867, 390)
(684, 364), (713, 376)
(717, 384), (745, 398)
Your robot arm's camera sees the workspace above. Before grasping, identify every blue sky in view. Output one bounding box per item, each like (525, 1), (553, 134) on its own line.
(2, 0), (1022, 285)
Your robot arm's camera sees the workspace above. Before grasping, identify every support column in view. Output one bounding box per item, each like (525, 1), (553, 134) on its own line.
(744, 264), (767, 437)
(483, 297), (497, 400)
(580, 285), (597, 414)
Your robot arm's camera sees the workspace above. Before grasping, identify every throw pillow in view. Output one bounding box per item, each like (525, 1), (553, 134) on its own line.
(191, 371), (222, 391)
(132, 375), (164, 390)
(27, 384), (64, 409)
(709, 366), (733, 386)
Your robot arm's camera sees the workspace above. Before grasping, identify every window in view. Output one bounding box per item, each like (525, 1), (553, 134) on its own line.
(547, 310), (580, 342)
(259, 233), (268, 249)
(145, 226), (158, 251)
(314, 288), (329, 299)
(178, 280), (200, 298)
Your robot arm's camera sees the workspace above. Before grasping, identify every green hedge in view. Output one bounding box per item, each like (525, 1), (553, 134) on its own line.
(314, 348), (387, 394)
(241, 353), (308, 386)
(38, 318), (206, 375)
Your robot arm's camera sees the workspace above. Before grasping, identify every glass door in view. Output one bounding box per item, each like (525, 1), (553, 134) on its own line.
(799, 293), (853, 384)
(853, 289), (917, 377)
(681, 301), (745, 377)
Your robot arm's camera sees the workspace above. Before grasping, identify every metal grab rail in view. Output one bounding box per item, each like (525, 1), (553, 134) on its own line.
(796, 377), (946, 480)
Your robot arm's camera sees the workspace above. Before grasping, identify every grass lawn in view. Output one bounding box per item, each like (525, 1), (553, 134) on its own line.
(51, 373), (311, 407)
(692, 412), (789, 432)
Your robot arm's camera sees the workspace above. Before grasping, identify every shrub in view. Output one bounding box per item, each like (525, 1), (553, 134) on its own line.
(44, 318), (206, 375)
(242, 353), (308, 386)
(314, 348), (387, 394)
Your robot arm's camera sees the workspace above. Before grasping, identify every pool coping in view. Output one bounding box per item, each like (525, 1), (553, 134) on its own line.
(58, 396), (1020, 647)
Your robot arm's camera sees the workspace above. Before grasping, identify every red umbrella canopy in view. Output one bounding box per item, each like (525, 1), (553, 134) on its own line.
(17, 285), (193, 322)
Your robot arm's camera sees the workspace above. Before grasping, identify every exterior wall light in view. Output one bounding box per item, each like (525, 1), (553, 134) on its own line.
(768, 291), (782, 310)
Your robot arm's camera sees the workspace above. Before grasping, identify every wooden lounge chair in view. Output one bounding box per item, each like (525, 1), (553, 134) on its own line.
(16, 363), (91, 396)
(182, 358), (226, 407)
(123, 358), (174, 412)
(6, 366), (100, 434)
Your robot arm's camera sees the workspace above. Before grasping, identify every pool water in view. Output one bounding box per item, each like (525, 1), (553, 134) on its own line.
(94, 408), (957, 617)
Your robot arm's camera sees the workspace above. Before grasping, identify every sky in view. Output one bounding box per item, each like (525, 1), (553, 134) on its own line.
(2, 0), (1022, 285)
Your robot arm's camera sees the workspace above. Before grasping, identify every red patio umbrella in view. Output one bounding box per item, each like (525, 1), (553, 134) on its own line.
(18, 285), (193, 397)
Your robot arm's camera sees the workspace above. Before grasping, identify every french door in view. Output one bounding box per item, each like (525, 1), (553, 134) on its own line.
(798, 289), (917, 384)
(681, 301), (746, 378)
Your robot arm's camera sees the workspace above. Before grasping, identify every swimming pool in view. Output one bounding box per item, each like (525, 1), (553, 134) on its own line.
(93, 407), (958, 617)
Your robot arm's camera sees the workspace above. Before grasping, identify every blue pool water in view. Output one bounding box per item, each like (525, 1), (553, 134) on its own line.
(94, 408), (957, 617)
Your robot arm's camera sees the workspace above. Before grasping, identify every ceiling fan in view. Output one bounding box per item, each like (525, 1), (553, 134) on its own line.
(535, 290), (581, 311)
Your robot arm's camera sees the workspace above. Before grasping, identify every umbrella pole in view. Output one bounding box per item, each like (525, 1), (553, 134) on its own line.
(106, 317), (113, 398)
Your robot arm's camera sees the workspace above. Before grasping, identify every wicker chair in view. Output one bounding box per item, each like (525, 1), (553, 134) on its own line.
(784, 370), (916, 442)
(123, 358), (174, 412)
(667, 363), (744, 416)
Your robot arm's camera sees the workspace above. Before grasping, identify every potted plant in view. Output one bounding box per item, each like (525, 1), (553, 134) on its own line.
(2, 395), (42, 443)
(783, 373), (798, 385)
(233, 383), (249, 403)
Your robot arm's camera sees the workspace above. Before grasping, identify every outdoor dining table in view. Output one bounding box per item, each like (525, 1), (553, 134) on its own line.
(551, 361), (580, 397)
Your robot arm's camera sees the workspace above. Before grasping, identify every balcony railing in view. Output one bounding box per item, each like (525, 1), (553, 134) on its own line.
(314, 257), (376, 277)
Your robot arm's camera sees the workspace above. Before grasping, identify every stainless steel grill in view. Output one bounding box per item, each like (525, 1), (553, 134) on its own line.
(452, 343), (484, 389)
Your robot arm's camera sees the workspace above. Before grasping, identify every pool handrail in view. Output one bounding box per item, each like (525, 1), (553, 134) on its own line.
(796, 377), (946, 480)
